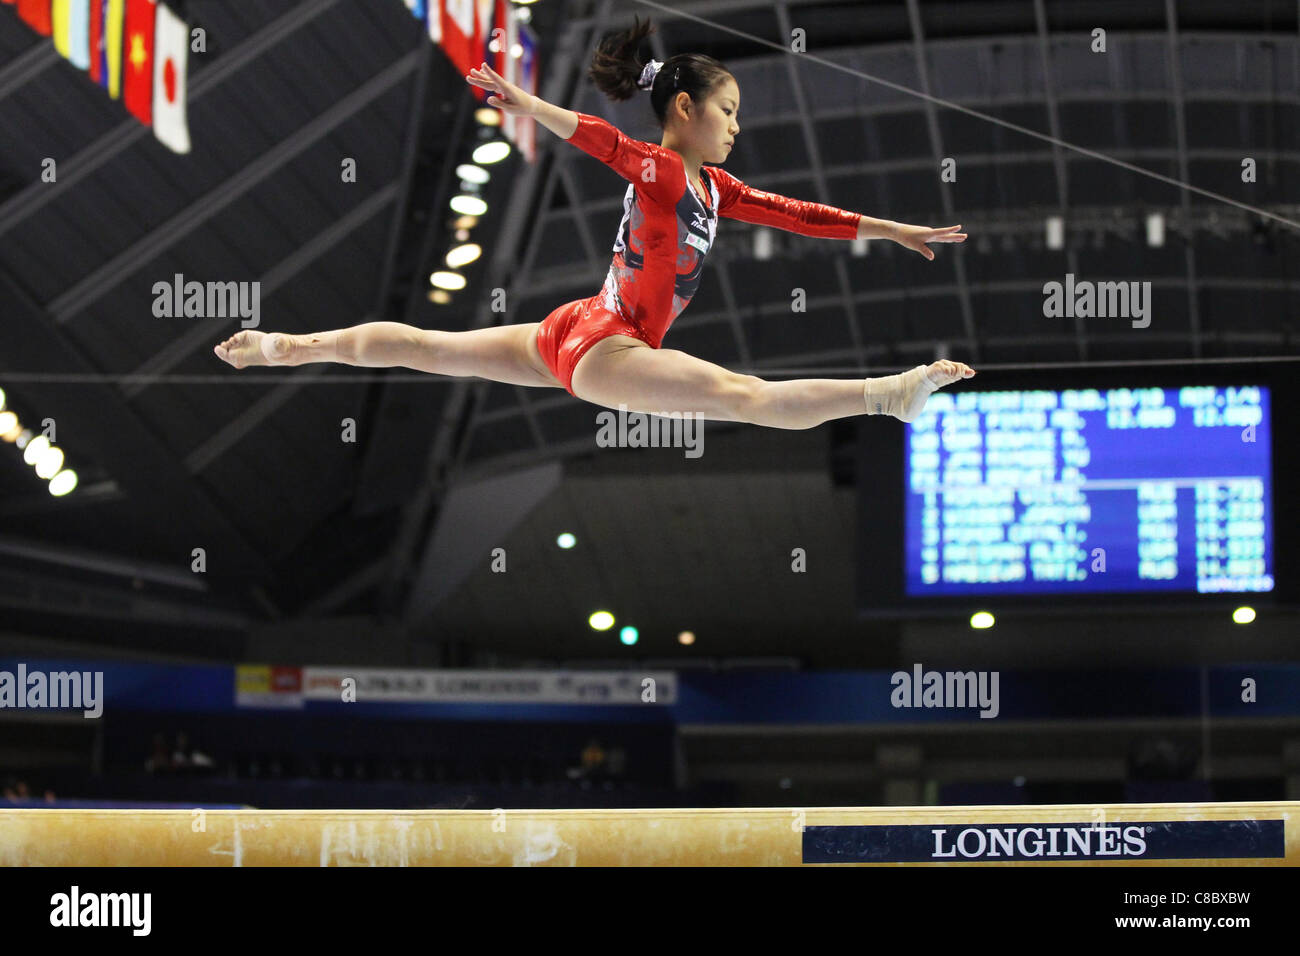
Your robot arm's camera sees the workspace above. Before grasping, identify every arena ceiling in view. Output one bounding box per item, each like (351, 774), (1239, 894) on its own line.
(1, 0), (1297, 661)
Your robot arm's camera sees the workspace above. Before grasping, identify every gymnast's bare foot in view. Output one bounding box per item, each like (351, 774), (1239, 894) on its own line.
(863, 359), (976, 423)
(213, 330), (296, 368)
(923, 359), (976, 389)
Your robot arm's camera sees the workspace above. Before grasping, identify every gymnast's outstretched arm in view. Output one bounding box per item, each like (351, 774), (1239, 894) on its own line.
(466, 61), (576, 137)
(467, 63), (689, 204)
(709, 165), (966, 257)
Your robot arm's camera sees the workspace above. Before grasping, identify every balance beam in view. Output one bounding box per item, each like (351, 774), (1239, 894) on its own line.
(0, 802), (1294, 866)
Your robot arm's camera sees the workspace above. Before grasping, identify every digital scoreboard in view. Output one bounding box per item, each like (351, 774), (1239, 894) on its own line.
(901, 385), (1272, 596)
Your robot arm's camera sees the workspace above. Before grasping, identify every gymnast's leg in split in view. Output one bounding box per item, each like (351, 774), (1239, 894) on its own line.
(212, 321), (973, 428)
(213, 322), (563, 389)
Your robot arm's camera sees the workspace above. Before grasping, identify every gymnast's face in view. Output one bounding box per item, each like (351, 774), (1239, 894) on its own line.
(671, 76), (740, 165)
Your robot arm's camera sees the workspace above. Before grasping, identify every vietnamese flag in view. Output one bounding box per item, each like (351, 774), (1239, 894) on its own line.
(16, 0), (53, 35)
(122, 0), (154, 124)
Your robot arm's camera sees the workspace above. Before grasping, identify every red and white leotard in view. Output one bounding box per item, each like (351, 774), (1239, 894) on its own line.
(535, 112), (861, 395)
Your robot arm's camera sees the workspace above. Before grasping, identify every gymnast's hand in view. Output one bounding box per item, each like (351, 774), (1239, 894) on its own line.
(465, 61), (536, 116)
(891, 223), (967, 261)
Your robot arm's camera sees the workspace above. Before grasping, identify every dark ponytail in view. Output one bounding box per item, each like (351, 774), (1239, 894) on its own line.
(587, 15), (734, 129)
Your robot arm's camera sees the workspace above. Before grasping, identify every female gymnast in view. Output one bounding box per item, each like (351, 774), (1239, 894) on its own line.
(215, 16), (975, 427)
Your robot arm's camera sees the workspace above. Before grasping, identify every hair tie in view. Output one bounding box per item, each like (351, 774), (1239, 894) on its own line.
(636, 59), (663, 91)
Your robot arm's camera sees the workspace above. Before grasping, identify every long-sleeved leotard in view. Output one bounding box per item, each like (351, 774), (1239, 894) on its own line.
(535, 112), (862, 395)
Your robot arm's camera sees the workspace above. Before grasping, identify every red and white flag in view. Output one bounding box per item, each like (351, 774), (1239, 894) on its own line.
(433, 0), (479, 78)
(151, 0), (189, 152)
(122, 0), (155, 124)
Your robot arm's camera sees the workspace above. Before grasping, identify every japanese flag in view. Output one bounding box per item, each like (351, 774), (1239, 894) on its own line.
(151, 1), (190, 153)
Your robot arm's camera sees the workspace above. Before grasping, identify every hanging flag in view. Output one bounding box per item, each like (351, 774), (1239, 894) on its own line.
(88, 0), (103, 82)
(517, 21), (537, 162)
(15, 0), (53, 36)
(151, 0), (189, 152)
(497, 0), (517, 132)
(426, 0), (440, 44)
(435, 0), (477, 78)
(101, 0), (124, 98)
(122, 0), (154, 124)
(52, 0), (91, 70)
(473, 0), (490, 66)
(53, 0), (93, 68)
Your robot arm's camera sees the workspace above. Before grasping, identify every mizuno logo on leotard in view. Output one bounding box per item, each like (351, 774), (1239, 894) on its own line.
(691, 211), (707, 230)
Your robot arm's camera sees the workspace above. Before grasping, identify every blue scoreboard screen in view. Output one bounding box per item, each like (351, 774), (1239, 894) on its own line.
(903, 385), (1272, 596)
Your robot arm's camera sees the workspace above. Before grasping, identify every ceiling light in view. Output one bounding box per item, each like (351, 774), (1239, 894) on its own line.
(430, 271), (467, 291)
(48, 469), (78, 496)
(35, 445), (64, 479)
(23, 434), (49, 465)
(450, 194), (487, 216)
(472, 141), (511, 165)
(445, 243), (482, 268)
(1045, 215), (1064, 250)
(1146, 212), (1165, 247)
